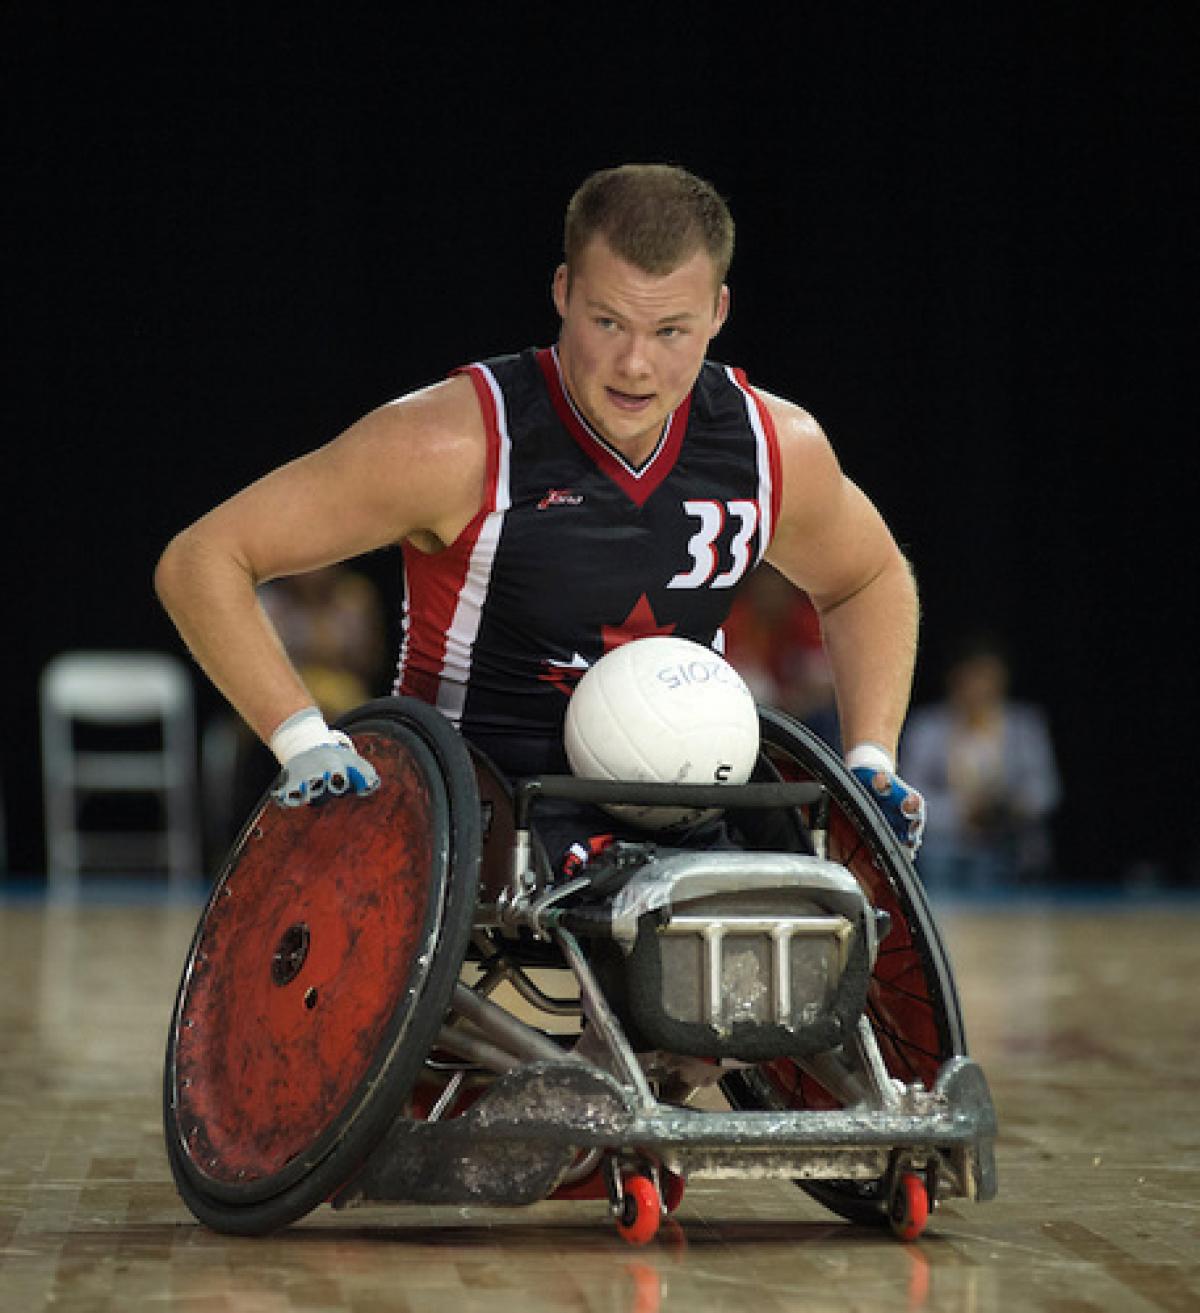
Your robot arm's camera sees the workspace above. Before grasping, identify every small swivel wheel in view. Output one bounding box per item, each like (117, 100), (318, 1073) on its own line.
(615, 1174), (662, 1246)
(888, 1171), (930, 1242)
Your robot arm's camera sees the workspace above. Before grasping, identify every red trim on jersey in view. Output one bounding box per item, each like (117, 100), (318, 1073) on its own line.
(397, 541), (474, 704)
(453, 363), (502, 510)
(396, 364), (503, 706)
(732, 367), (783, 540)
(536, 347), (691, 508)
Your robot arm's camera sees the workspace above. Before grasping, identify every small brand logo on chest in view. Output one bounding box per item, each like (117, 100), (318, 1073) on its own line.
(537, 488), (585, 511)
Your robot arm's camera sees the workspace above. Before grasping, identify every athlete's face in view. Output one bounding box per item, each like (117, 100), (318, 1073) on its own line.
(553, 237), (729, 462)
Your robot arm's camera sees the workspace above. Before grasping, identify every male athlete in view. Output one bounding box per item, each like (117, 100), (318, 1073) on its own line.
(155, 164), (925, 854)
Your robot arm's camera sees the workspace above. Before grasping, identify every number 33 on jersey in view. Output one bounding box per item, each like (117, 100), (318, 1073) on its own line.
(668, 499), (760, 590)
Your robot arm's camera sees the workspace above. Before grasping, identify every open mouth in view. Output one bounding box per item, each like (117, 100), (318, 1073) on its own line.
(606, 387), (655, 412)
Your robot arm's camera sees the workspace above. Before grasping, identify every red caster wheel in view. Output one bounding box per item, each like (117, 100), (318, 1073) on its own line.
(661, 1169), (686, 1215)
(616, 1175), (662, 1246)
(889, 1171), (930, 1242)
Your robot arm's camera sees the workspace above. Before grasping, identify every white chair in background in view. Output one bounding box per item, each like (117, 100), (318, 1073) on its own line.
(39, 651), (202, 896)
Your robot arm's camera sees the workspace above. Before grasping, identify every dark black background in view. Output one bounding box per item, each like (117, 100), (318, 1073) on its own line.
(3, 3), (1196, 883)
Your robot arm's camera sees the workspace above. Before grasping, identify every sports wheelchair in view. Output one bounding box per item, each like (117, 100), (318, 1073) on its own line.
(164, 697), (996, 1245)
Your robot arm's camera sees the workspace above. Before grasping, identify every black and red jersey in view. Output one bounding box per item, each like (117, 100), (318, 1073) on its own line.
(393, 346), (782, 778)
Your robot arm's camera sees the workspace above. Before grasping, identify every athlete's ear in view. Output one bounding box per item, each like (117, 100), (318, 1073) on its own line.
(711, 284), (731, 336)
(552, 263), (570, 319)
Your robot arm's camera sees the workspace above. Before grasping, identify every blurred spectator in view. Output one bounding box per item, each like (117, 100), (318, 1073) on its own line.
(259, 566), (386, 719)
(723, 564), (839, 748)
(903, 636), (1060, 893)
(202, 566), (386, 862)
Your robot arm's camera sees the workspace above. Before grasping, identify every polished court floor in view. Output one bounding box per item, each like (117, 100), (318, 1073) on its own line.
(1, 887), (1197, 1312)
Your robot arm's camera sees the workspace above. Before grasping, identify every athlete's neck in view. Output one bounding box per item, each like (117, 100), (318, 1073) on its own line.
(552, 348), (668, 470)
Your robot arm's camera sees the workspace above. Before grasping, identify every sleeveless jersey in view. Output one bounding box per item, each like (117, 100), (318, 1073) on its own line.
(393, 346), (782, 778)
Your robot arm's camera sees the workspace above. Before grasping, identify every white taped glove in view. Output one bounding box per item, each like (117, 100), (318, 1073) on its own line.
(269, 707), (380, 808)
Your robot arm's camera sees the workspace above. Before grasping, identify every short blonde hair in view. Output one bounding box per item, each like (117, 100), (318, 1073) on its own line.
(564, 164), (734, 288)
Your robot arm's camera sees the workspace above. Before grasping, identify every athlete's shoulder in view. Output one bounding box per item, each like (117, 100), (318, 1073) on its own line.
(365, 372), (485, 460)
(718, 381), (844, 536)
(734, 381), (825, 445)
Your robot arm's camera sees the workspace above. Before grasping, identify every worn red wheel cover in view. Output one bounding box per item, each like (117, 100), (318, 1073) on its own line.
(171, 731), (437, 1189)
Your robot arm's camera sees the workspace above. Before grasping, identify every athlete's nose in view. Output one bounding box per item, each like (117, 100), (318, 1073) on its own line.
(615, 333), (653, 381)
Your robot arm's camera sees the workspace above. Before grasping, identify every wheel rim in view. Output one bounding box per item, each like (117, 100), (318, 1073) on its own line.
(163, 698), (483, 1234)
(168, 728), (445, 1201)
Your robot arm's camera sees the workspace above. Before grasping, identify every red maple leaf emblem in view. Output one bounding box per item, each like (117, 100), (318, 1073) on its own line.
(600, 594), (676, 654)
(538, 595), (675, 696)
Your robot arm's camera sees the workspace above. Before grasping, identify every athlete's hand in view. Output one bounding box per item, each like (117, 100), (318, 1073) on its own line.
(846, 744), (926, 854)
(269, 708), (380, 808)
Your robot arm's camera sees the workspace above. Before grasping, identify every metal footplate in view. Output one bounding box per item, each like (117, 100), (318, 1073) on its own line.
(334, 1054), (997, 1210)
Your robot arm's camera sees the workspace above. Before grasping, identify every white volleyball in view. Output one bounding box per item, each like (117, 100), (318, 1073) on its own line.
(563, 636), (760, 829)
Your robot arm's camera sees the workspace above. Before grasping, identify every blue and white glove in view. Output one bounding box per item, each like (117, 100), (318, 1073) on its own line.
(846, 743), (926, 854)
(269, 707), (380, 808)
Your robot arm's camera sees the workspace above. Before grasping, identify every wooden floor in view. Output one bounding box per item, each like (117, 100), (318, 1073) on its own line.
(1, 889), (1197, 1312)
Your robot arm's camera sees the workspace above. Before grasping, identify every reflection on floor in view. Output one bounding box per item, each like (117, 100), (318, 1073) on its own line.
(1, 887), (1198, 1312)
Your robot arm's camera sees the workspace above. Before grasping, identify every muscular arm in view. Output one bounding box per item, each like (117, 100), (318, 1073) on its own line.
(154, 375), (486, 743)
(761, 395), (918, 760)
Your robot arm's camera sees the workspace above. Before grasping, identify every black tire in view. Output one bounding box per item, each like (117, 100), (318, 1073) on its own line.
(163, 697), (481, 1235)
(721, 708), (966, 1228)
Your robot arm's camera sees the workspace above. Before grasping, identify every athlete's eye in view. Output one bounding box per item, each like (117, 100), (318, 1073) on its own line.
(594, 317), (619, 332)
(658, 325), (685, 340)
